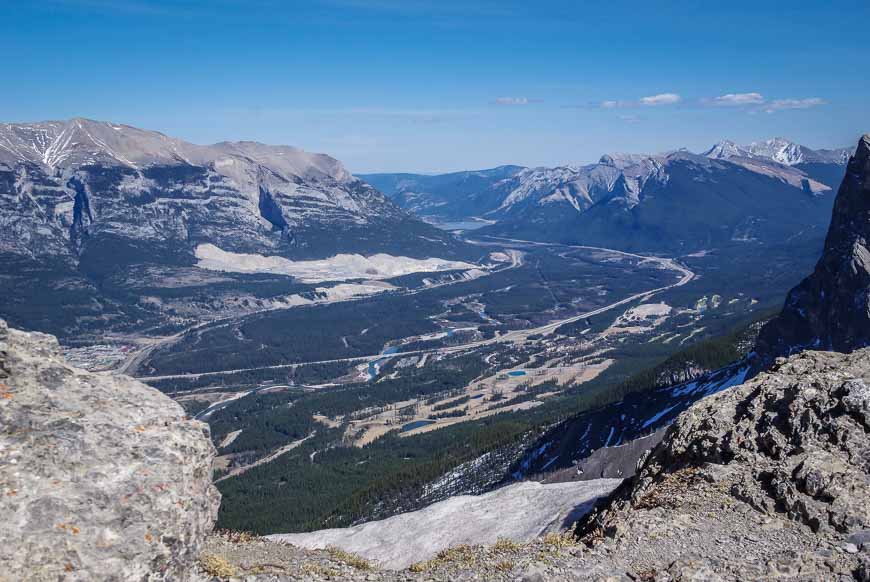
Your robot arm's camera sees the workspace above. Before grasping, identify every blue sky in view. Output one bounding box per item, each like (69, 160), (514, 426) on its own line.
(2, 0), (869, 172)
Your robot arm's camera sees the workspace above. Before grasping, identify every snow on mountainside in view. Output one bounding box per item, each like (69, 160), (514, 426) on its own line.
(703, 137), (851, 166)
(366, 137), (847, 249)
(268, 479), (622, 569)
(496, 136), (848, 222)
(754, 134), (870, 364)
(0, 118), (477, 337)
(0, 119), (350, 181)
(482, 146), (844, 252)
(0, 118), (470, 262)
(492, 154), (667, 216)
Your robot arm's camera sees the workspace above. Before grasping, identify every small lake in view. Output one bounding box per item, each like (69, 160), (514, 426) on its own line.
(427, 219), (491, 232)
(507, 370), (527, 377)
(401, 419), (436, 432)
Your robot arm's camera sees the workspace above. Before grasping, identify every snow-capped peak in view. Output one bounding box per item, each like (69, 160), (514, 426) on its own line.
(702, 140), (750, 160)
(746, 137), (806, 165)
(0, 118), (354, 184)
(702, 137), (850, 166)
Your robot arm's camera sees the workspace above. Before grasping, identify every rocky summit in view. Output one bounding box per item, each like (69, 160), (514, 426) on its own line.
(0, 319), (219, 581)
(756, 135), (870, 364)
(574, 347), (870, 581)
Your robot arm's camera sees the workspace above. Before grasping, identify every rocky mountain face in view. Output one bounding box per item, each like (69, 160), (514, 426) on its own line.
(0, 119), (475, 337)
(484, 149), (843, 252)
(510, 361), (751, 479)
(571, 347), (870, 581)
(755, 135), (870, 365)
(0, 319), (219, 581)
(0, 119), (461, 262)
(4, 316), (869, 581)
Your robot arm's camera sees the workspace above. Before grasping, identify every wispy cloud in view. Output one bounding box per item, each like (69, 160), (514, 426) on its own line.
(639, 93), (682, 106)
(493, 97), (540, 106)
(594, 93), (681, 109)
(708, 92), (765, 106)
(763, 98), (826, 113)
(700, 92), (826, 113)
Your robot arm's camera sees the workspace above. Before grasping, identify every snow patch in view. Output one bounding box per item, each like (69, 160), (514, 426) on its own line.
(267, 479), (622, 569)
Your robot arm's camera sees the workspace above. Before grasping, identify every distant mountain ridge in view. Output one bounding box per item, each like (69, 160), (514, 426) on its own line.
(703, 137), (851, 166)
(360, 165), (524, 219)
(363, 137), (851, 253)
(483, 147), (846, 253)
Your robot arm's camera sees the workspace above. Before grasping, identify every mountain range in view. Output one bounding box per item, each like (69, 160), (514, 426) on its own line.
(0, 120), (856, 337)
(0, 118), (468, 263)
(365, 138), (852, 252)
(0, 119), (476, 337)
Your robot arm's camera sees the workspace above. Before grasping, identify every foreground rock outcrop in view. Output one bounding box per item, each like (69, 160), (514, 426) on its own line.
(196, 348), (870, 580)
(0, 319), (219, 581)
(576, 347), (870, 580)
(756, 134), (870, 364)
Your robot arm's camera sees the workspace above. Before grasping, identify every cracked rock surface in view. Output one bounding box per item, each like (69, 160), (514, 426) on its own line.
(576, 348), (870, 580)
(0, 319), (220, 581)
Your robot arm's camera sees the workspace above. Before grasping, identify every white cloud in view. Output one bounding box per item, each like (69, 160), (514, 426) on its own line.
(494, 97), (534, 106)
(639, 93), (682, 106)
(763, 98), (826, 113)
(618, 114), (640, 123)
(710, 92), (765, 106)
(600, 100), (620, 109)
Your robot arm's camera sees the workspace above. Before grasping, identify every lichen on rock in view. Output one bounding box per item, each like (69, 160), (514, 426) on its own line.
(0, 319), (220, 581)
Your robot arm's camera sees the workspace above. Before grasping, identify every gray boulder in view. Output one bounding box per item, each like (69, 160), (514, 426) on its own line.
(0, 319), (219, 581)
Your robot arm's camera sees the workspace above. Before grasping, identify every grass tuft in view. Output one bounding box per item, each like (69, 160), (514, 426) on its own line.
(200, 553), (237, 578)
(326, 546), (374, 571)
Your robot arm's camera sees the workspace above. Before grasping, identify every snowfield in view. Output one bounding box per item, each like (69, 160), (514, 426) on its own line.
(267, 479), (622, 569)
(194, 243), (477, 283)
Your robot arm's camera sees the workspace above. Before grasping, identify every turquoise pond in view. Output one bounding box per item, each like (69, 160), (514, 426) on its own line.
(507, 370), (527, 377)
